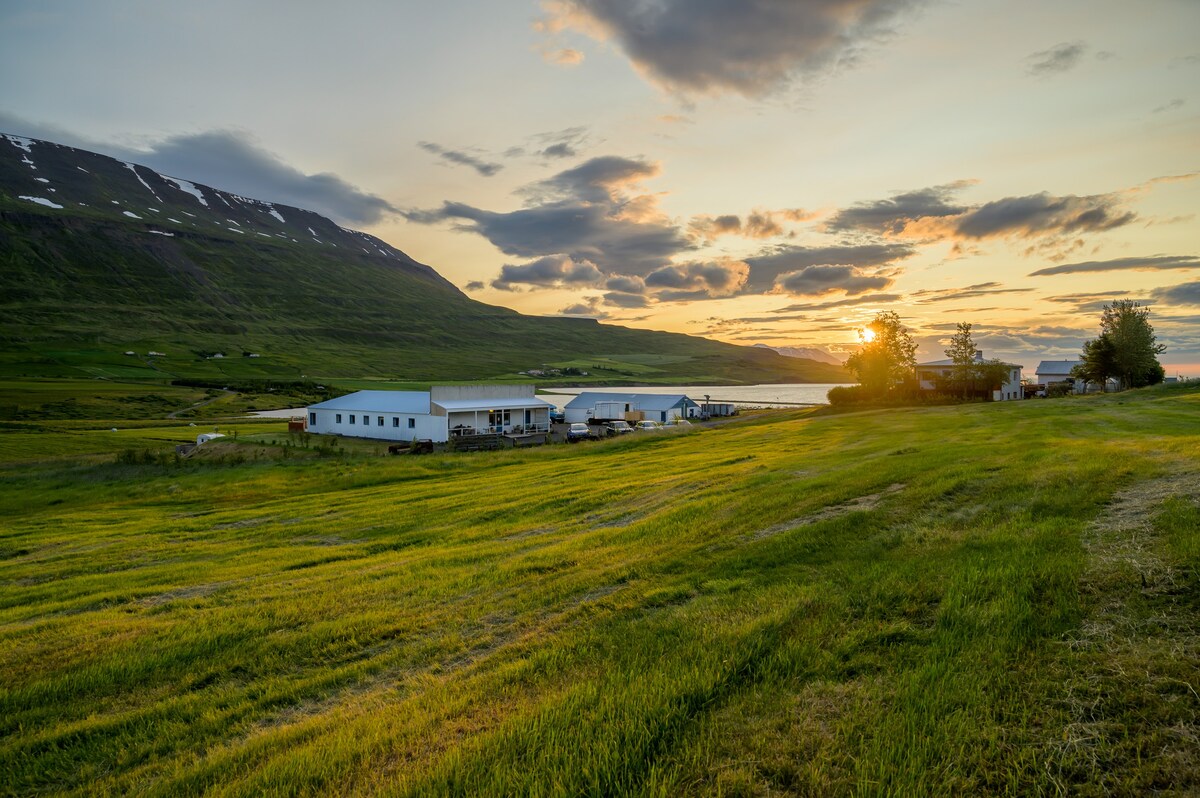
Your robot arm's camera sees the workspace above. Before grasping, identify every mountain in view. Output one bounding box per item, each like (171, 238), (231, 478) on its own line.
(753, 343), (843, 366)
(0, 133), (848, 384)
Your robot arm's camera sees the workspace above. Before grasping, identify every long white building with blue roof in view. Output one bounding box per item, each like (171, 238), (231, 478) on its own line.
(306, 386), (555, 442)
(563, 392), (701, 424)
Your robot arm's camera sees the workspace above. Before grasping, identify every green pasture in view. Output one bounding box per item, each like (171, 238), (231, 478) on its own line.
(0, 420), (287, 465)
(0, 385), (1197, 795)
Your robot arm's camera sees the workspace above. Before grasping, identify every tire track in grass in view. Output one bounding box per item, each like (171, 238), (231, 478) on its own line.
(1048, 469), (1200, 792)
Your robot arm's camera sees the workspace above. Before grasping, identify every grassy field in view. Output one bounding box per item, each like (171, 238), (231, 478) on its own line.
(1, 386), (1197, 795)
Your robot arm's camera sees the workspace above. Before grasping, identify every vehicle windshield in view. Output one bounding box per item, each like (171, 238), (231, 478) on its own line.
(610, 421), (630, 429)
(570, 424), (587, 431)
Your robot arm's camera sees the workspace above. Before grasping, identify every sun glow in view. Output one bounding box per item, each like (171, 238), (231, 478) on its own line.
(859, 327), (877, 343)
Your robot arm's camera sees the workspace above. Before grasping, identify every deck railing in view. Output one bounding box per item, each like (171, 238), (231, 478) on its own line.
(449, 422), (550, 437)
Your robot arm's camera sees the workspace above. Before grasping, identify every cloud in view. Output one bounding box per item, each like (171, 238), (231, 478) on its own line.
(826, 182), (971, 235)
(529, 126), (591, 160)
(464, 280), (485, 291)
(603, 291), (651, 308)
(956, 192), (1135, 238)
(417, 141), (503, 177)
(1027, 41), (1087, 76)
(605, 275), (646, 294)
(828, 182), (1135, 242)
(522, 154), (660, 204)
(539, 0), (925, 97)
(491, 254), (604, 290)
(774, 265), (894, 296)
(558, 296), (610, 318)
(1029, 254), (1200, 277)
(543, 47), (585, 66)
(771, 293), (903, 311)
(689, 207), (815, 241)
(405, 154), (690, 278)
(116, 130), (397, 225)
(1150, 282), (1200, 306)
(0, 114), (399, 226)
(541, 142), (577, 158)
(644, 259), (749, 297)
(1152, 98), (1185, 114)
(689, 214), (745, 239)
(909, 282), (1036, 303)
(744, 243), (913, 291)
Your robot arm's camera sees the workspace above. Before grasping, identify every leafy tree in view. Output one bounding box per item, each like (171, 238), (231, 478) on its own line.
(945, 322), (978, 398)
(1073, 335), (1118, 391)
(845, 311), (918, 397)
(976, 360), (1018, 398)
(1075, 301), (1165, 391)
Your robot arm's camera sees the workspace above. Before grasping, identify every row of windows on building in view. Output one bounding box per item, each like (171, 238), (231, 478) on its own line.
(310, 412), (415, 429)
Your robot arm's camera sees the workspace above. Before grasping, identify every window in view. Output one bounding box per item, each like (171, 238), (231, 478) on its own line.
(336, 413), (342, 424)
(488, 409), (510, 428)
(393, 417), (399, 428)
(377, 416), (384, 426)
(350, 415), (356, 425)
(408, 418), (415, 429)
(309, 413), (316, 425)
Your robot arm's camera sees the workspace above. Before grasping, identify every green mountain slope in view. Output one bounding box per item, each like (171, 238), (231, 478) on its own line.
(0, 133), (847, 384)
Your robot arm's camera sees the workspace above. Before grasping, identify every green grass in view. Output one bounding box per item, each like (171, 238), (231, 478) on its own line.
(0, 385), (1197, 795)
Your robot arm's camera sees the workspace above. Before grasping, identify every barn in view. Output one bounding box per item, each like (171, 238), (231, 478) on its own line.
(563, 392), (701, 424)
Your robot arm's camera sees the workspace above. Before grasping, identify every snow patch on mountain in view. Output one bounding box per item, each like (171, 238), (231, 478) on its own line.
(162, 176), (209, 207)
(123, 162), (163, 202)
(5, 135), (34, 153)
(19, 195), (63, 209)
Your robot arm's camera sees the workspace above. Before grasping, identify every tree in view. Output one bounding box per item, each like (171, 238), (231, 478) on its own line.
(945, 322), (978, 398)
(1076, 300), (1165, 391)
(1073, 335), (1118, 391)
(844, 311), (918, 397)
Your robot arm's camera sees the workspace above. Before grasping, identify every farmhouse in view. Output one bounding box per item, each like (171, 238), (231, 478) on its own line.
(1035, 359), (1082, 393)
(563, 392), (701, 424)
(306, 386), (554, 443)
(915, 351), (1024, 401)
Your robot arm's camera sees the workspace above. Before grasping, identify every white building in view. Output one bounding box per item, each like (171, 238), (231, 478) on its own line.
(563, 392), (701, 424)
(915, 352), (1024, 401)
(306, 386), (554, 443)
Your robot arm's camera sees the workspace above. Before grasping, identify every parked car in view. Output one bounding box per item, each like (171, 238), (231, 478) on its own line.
(566, 422), (592, 442)
(634, 420), (661, 431)
(604, 420), (634, 435)
(664, 418), (692, 427)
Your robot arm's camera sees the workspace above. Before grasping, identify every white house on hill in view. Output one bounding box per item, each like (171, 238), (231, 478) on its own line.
(563, 392), (701, 424)
(306, 386), (554, 443)
(915, 351), (1024, 401)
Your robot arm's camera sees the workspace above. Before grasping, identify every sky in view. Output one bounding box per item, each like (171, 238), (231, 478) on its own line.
(2, 0), (1198, 374)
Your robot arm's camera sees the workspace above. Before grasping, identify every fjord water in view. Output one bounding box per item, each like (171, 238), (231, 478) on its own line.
(540, 383), (853, 408)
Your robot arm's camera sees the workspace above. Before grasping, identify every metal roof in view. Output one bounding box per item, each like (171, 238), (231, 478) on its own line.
(433, 397), (556, 412)
(1036, 360), (1081, 373)
(563, 392), (699, 412)
(308, 390), (431, 414)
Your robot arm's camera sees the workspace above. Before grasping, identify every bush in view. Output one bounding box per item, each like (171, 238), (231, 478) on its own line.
(827, 385), (868, 406)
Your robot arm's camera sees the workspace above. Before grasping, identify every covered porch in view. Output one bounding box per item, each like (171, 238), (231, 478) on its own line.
(436, 398), (554, 438)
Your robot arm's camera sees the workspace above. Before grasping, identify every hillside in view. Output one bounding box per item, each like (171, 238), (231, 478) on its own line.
(0, 133), (847, 384)
(0, 385), (1197, 793)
